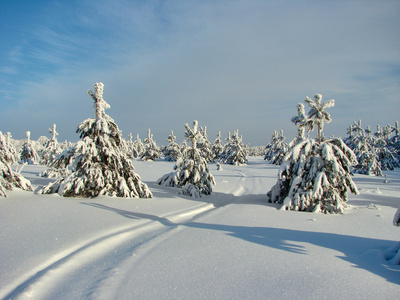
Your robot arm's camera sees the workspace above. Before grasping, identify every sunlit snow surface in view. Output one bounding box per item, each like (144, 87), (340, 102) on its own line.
(1, 157), (399, 299)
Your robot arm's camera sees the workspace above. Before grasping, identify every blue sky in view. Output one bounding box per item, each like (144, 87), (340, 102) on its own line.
(1, 0), (399, 146)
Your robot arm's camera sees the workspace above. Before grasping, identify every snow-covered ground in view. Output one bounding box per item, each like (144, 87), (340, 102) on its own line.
(1, 157), (399, 299)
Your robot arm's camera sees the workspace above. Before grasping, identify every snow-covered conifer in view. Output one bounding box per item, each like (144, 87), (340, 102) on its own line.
(247, 146), (267, 157)
(221, 129), (248, 165)
(267, 94), (358, 214)
(198, 126), (213, 163)
(372, 124), (400, 171)
(141, 129), (160, 161)
(391, 121), (400, 145)
(211, 131), (224, 161)
(157, 120), (216, 197)
(39, 82), (152, 198)
(132, 134), (145, 158)
(123, 133), (135, 159)
(163, 130), (181, 161)
(346, 121), (382, 176)
(5, 132), (18, 162)
(20, 131), (40, 164)
(40, 124), (63, 166)
(264, 130), (288, 165)
(304, 94), (335, 143)
(0, 131), (32, 197)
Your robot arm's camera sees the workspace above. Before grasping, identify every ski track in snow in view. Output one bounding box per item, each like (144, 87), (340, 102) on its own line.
(1, 158), (399, 299)
(1, 160), (274, 299)
(1, 203), (215, 300)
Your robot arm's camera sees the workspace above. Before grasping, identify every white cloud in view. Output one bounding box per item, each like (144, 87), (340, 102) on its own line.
(1, 0), (399, 145)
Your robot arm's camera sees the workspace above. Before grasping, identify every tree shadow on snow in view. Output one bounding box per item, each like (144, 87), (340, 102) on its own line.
(82, 202), (174, 225)
(82, 202), (400, 285)
(184, 221), (400, 285)
(348, 193), (400, 209)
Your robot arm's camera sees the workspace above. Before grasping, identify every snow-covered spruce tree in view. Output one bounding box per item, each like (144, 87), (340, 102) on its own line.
(163, 130), (181, 161)
(211, 131), (224, 161)
(39, 124), (69, 178)
(123, 133), (135, 159)
(390, 121), (400, 149)
(0, 131), (32, 197)
(157, 120), (216, 197)
(132, 134), (145, 158)
(221, 129), (248, 165)
(267, 94), (359, 214)
(5, 132), (18, 163)
(141, 129), (160, 161)
(40, 124), (63, 166)
(20, 131), (40, 164)
(39, 82), (152, 198)
(264, 130), (288, 165)
(198, 126), (214, 163)
(373, 125), (400, 171)
(346, 120), (382, 176)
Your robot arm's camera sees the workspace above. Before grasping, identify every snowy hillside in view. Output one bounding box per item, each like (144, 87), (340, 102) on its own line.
(1, 157), (399, 299)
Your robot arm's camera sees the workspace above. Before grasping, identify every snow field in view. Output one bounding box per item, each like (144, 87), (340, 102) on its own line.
(0, 157), (399, 299)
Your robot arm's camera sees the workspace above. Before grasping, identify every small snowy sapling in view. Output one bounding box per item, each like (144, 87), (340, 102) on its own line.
(157, 120), (216, 197)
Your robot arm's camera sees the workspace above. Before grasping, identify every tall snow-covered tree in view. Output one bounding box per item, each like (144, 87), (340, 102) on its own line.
(141, 129), (161, 161)
(157, 120), (216, 197)
(163, 130), (181, 161)
(267, 94), (359, 214)
(0, 131), (32, 197)
(39, 82), (152, 198)
(20, 131), (40, 164)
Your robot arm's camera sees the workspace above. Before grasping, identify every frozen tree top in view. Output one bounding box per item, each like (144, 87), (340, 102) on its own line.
(185, 120), (201, 148)
(49, 124), (58, 140)
(88, 82), (110, 120)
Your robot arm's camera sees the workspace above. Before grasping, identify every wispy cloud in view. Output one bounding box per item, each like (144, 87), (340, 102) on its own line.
(0, 0), (399, 144)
